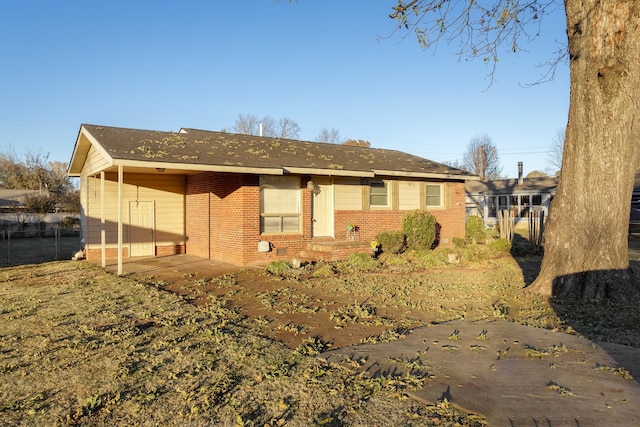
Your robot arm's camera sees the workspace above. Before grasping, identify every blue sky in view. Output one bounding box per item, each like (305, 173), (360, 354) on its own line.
(1, 1), (569, 178)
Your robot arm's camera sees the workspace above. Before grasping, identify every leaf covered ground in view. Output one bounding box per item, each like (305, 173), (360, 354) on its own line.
(2, 237), (640, 426)
(0, 261), (486, 426)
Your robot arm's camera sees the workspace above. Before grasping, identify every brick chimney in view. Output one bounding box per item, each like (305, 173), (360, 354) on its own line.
(518, 161), (523, 185)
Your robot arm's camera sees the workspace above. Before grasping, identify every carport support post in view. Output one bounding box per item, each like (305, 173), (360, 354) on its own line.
(117, 165), (123, 275)
(101, 171), (106, 268)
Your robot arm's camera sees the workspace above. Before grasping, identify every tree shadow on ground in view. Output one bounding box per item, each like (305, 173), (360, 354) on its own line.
(546, 261), (640, 343)
(510, 233), (542, 286)
(547, 262), (640, 382)
(512, 235), (640, 381)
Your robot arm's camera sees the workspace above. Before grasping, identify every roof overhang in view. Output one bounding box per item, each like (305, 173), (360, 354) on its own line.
(283, 167), (374, 178)
(68, 124), (479, 181)
(111, 160), (284, 176)
(372, 169), (479, 180)
(68, 125), (114, 177)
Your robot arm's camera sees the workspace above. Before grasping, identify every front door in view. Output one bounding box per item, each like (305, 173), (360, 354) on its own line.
(130, 201), (155, 257)
(312, 177), (333, 237)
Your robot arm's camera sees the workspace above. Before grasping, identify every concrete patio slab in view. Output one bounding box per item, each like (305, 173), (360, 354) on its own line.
(323, 319), (640, 427)
(97, 254), (245, 277)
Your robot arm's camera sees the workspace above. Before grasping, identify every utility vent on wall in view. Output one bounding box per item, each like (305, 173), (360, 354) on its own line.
(258, 241), (270, 253)
(276, 248), (287, 256)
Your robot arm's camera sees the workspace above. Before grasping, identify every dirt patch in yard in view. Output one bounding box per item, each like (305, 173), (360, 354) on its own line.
(143, 267), (429, 350)
(128, 249), (539, 352)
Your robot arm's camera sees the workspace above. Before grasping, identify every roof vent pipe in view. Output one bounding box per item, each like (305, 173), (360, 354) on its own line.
(518, 161), (523, 185)
(259, 123), (263, 137)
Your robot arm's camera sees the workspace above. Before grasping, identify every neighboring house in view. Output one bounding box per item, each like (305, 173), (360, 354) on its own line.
(467, 167), (640, 231)
(68, 124), (477, 270)
(465, 165), (558, 228)
(0, 189), (49, 213)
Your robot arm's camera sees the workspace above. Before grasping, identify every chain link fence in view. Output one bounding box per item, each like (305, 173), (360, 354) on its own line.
(0, 215), (82, 267)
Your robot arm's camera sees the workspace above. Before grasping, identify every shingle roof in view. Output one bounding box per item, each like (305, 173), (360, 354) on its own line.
(0, 189), (48, 208)
(75, 124), (475, 180)
(466, 176), (558, 194)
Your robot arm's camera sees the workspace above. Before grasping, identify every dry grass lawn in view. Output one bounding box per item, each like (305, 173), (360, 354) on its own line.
(0, 261), (485, 426)
(2, 236), (640, 426)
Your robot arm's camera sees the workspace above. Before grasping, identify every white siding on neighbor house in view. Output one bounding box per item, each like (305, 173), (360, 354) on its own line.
(334, 177), (363, 210)
(84, 173), (186, 249)
(399, 181), (421, 210)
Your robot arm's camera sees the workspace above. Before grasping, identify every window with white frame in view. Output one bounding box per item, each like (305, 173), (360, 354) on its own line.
(260, 175), (300, 233)
(369, 181), (389, 207)
(520, 195), (531, 217)
(508, 194), (543, 218)
(532, 195), (542, 208)
(426, 184), (442, 208)
(488, 195), (508, 217)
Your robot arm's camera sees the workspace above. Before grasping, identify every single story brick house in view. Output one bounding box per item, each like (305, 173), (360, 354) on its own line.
(68, 124), (476, 272)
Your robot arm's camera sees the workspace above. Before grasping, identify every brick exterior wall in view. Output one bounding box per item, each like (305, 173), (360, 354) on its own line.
(86, 247), (129, 260)
(186, 173), (212, 259)
(334, 181), (467, 245)
(156, 245), (186, 257)
(209, 173), (260, 266)
(185, 173), (467, 266)
(86, 244), (185, 262)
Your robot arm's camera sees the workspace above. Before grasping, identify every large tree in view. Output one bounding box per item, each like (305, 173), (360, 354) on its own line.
(462, 134), (503, 180)
(0, 149), (74, 195)
(0, 148), (79, 213)
(391, 1), (640, 300)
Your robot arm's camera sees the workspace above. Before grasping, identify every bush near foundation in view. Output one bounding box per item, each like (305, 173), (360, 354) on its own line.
(375, 230), (407, 254)
(466, 215), (486, 244)
(402, 210), (437, 250)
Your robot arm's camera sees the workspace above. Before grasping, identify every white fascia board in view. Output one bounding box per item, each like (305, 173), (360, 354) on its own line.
(82, 126), (114, 163)
(372, 169), (478, 180)
(283, 167), (375, 178)
(113, 159), (284, 175)
(68, 126), (115, 176)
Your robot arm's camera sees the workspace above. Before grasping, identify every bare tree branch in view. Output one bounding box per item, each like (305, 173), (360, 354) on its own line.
(315, 128), (343, 144)
(388, 0), (564, 84)
(232, 114), (301, 138)
(462, 134), (503, 180)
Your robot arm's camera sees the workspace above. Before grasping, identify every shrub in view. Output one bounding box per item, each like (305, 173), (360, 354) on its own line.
(466, 215), (486, 244)
(266, 260), (292, 275)
(59, 216), (80, 228)
(375, 230), (406, 254)
(310, 262), (337, 277)
(412, 249), (449, 268)
(490, 238), (512, 253)
(342, 252), (379, 272)
(402, 210), (437, 250)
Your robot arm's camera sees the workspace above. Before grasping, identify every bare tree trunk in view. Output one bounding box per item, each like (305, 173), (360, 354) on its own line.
(528, 0), (640, 301)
